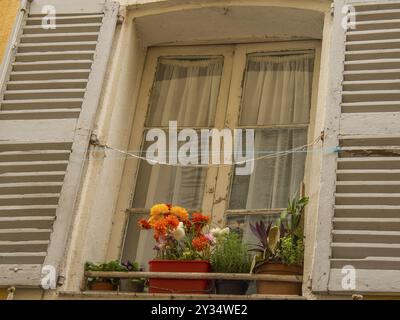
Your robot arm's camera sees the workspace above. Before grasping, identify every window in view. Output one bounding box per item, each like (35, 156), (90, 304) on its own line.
(121, 43), (319, 267)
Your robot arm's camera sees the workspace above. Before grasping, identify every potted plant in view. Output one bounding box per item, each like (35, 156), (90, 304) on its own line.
(120, 261), (146, 293)
(211, 229), (251, 295)
(85, 260), (128, 291)
(138, 204), (215, 294)
(250, 196), (308, 295)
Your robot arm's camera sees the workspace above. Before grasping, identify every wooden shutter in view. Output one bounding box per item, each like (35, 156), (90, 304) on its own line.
(0, 0), (118, 287)
(313, 0), (400, 294)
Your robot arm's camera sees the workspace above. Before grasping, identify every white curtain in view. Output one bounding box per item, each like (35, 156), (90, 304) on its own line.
(131, 58), (223, 267)
(147, 58), (223, 127)
(230, 53), (314, 210)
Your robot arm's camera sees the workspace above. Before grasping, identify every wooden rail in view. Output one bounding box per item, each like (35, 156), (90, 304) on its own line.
(84, 271), (303, 283)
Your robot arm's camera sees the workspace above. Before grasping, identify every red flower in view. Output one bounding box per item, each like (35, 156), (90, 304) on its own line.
(192, 235), (209, 251)
(138, 219), (151, 230)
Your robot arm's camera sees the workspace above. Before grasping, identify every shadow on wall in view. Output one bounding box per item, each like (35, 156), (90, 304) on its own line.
(0, 0), (19, 64)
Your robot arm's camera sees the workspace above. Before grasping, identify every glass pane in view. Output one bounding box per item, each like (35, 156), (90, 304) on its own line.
(132, 161), (206, 210)
(146, 57), (223, 127)
(132, 136), (207, 210)
(227, 214), (280, 248)
(240, 53), (314, 126)
(229, 128), (307, 209)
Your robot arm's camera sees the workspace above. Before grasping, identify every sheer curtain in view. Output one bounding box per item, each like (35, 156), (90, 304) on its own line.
(126, 57), (224, 267)
(230, 53), (314, 210)
(147, 57), (223, 127)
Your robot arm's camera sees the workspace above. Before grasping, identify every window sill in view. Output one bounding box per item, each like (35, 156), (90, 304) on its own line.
(58, 290), (305, 300)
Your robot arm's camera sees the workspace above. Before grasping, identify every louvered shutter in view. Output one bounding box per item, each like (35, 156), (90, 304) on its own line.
(313, 0), (400, 294)
(0, 0), (118, 287)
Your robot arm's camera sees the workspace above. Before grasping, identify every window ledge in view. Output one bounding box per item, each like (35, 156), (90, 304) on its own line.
(58, 290), (305, 300)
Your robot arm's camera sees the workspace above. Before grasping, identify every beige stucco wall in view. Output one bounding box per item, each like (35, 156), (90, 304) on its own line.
(0, 0), (19, 63)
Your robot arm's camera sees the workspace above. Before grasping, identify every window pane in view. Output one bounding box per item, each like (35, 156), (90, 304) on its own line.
(227, 214), (280, 248)
(229, 128), (307, 209)
(132, 161), (206, 210)
(146, 57), (223, 127)
(240, 53), (314, 126)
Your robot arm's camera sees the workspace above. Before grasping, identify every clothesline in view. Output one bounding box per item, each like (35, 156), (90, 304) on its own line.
(89, 135), (327, 168)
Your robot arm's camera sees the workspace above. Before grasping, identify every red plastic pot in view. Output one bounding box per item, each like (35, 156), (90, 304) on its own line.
(149, 260), (211, 294)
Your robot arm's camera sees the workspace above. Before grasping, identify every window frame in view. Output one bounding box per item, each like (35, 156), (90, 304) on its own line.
(114, 41), (321, 260)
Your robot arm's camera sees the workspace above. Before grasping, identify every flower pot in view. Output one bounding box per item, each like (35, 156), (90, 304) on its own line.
(120, 279), (145, 292)
(149, 260), (211, 294)
(255, 262), (303, 296)
(215, 280), (248, 295)
(89, 280), (115, 291)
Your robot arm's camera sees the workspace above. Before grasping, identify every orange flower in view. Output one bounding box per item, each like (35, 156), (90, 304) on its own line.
(170, 206), (189, 221)
(192, 213), (210, 224)
(153, 219), (167, 237)
(192, 235), (209, 251)
(165, 214), (180, 229)
(138, 218), (151, 230)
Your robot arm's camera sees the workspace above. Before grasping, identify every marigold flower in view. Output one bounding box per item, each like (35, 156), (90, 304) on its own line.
(150, 204), (170, 217)
(192, 235), (210, 251)
(192, 213), (210, 224)
(192, 213), (210, 234)
(153, 219), (168, 237)
(165, 214), (180, 229)
(138, 218), (151, 230)
(170, 206), (189, 221)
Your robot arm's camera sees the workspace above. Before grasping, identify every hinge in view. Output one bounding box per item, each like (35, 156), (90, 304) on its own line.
(330, 3), (335, 16)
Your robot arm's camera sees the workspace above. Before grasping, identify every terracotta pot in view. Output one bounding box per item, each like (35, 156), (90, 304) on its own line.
(89, 280), (115, 291)
(255, 262), (303, 295)
(215, 280), (248, 295)
(149, 260), (211, 294)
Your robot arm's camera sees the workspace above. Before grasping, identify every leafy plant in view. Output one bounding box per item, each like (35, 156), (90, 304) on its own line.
(85, 260), (128, 286)
(278, 235), (304, 266)
(249, 196), (309, 268)
(211, 232), (251, 273)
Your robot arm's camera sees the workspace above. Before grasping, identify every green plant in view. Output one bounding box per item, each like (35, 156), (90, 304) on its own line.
(211, 232), (252, 273)
(278, 235), (304, 266)
(250, 196), (309, 268)
(85, 260), (128, 287)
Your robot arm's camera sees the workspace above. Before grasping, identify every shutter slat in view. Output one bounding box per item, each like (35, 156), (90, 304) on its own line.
(18, 42), (97, 53)
(23, 23), (101, 34)
(0, 229), (52, 241)
(0, 205), (57, 217)
(7, 80), (88, 90)
(15, 51), (95, 62)
(0, 240), (50, 252)
(333, 230), (400, 243)
(335, 205), (400, 218)
(9, 70), (90, 81)
(26, 15), (104, 25)
(0, 252), (46, 264)
(0, 172), (66, 183)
